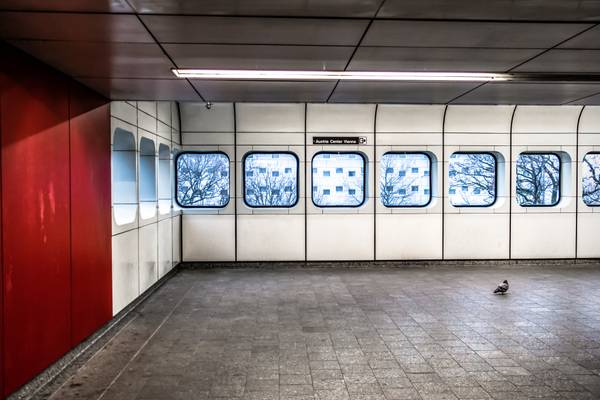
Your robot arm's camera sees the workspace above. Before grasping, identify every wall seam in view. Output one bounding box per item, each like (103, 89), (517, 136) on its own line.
(509, 105), (518, 260)
(373, 104), (378, 261)
(67, 83), (73, 347)
(441, 105), (449, 260)
(575, 105), (586, 259)
(0, 78), (4, 399)
(304, 103), (308, 265)
(233, 103), (238, 262)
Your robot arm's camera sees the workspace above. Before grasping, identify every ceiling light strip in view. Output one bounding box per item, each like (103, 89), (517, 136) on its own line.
(172, 69), (510, 82)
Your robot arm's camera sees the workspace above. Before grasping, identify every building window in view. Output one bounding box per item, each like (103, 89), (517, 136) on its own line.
(158, 144), (171, 215)
(323, 189), (330, 195)
(380, 152), (431, 207)
(112, 128), (137, 225)
(583, 153), (600, 206)
(323, 171), (330, 177)
(176, 152), (230, 208)
(139, 137), (157, 219)
(243, 152), (299, 207)
(312, 152), (366, 207)
(449, 152), (497, 207)
(516, 153), (560, 206)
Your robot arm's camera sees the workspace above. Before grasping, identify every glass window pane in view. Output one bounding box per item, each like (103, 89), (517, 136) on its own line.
(312, 152), (365, 207)
(176, 152), (230, 208)
(583, 153), (600, 206)
(244, 152), (299, 207)
(449, 153), (496, 207)
(380, 153), (431, 207)
(516, 153), (560, 206)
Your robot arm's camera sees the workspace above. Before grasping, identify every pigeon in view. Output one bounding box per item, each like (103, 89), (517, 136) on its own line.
(493, 280), (509, 295)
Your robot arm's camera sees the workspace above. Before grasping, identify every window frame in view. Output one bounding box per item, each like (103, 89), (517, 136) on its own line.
(242, 151), (300, 209)
(448, 151), (498, 208)
(516, 151), (561, 208)
(174, 150), (231, 209)
(582, 151), (600, 207)
(380, 151), (432, 208)
(311, 151), (367, 208)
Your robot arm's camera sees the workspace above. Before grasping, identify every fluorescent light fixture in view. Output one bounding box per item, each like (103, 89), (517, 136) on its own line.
(172, 69), (510, 82)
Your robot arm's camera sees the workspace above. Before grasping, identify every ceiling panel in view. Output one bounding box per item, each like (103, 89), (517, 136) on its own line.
(128, 0), (382, 17)
(514, 50), (600, 73)
(78, 78), (200, 100)
(330, 81), (478, 103)
(10, 41), (174, 79)
(191, 80), (337, 102)
(0, 0), (132, 12)
(378, 0), (600, 22)
(349, 47), (540, 72)
(0, 12), (153, 42)
(362, 20), (592, 48)
(559, 25), (600, 49)
(452, 82), (600, 104)
(141, 16), (369, 45)
(165, 44), (354, 70)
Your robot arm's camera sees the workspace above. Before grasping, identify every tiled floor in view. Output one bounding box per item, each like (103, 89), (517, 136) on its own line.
(42, 265), (600, 400)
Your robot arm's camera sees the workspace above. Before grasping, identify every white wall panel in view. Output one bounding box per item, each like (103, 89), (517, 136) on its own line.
(112, 230), (139, 315)
(236, 103), (304, 132)
(157, 101), (172, 126)
(578, 106), (600, 258)
(512, 213), (575, 259)
(445, 214), (509, 259)
(377, 105), (445, 133)
(111, 101), (137, 125)
(139, 223), (158, 293)
(307, 104), (376, 133)
(578, 213), (600, 258)
(180, 102), (234, 132)
(512, 106), (583, 134)
(443, 106), (512, 260)
(138, 108), (157, 134)
(173, 215), (181, 265)
(375, 105), (443, 261)
(237, 215), (304, 261)
(183, 214), (235, 261)
(307, 214), (374, 260)
(376, 214), (442, 260)
(158, 218), (173, 278)
(445, 105), (514, 133)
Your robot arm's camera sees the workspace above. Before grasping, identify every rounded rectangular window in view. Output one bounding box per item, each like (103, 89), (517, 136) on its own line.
(449, 152), (497, 207)
(380, 152), (431, 207)
(312, 152), (366, 207)
(583, 152), (600, 206)
(176, 152), (230, 208)
(112, 128), (137, 225)
(516, 153), (560, 206)
(243, 152), (299, 207)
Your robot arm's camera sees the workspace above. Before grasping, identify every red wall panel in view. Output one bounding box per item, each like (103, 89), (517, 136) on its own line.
(69, 82), (111, 345)
(1, 50), (72, 396)
(0, 44), (111, 398)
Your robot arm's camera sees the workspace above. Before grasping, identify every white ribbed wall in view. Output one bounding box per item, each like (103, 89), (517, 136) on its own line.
(111, 101), (181, 315)
(179, 103), (600, 262)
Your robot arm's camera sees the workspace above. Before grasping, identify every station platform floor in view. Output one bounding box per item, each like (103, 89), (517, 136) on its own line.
(35, 264), (600, 400)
